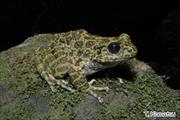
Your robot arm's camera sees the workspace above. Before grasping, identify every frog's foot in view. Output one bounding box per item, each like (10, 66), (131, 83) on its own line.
(41, 71), (75, 93)
(86, 79), (109, 103)
(88, 89), (104, 103)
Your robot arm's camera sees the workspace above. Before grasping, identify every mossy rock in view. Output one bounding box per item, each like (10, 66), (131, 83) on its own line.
(0, 34), (179, 120)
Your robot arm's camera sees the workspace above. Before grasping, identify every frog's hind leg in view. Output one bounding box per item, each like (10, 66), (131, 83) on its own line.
(41, 71), (75, 92)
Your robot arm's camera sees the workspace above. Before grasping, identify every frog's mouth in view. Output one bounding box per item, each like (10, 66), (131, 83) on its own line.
(99, 61), (122, 68)
(97, 57), (134, 68)
(84, 59), (129, 76)
(96, 57), (128, 64)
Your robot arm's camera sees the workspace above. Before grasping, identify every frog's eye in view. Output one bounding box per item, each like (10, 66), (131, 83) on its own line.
(108, 42), (120, 54)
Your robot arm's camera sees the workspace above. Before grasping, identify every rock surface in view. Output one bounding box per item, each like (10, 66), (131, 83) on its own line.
(0, 34), (179, 120)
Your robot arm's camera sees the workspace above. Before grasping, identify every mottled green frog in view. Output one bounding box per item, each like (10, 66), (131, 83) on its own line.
(35, 29), (137, 102)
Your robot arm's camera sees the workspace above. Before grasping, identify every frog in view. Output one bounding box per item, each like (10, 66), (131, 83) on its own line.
(35, 29), (137, 103)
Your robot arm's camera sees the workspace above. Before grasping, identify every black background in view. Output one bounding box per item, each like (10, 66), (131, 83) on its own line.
(1, 1), (179, 89)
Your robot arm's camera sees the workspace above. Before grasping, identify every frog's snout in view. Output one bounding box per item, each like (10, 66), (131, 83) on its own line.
(124, 45), (137, 58)
(130, 45), (138, 57)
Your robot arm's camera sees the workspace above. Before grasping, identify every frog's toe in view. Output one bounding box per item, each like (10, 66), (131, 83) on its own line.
(88, 79), (96, 85)
(91, 86), (109, 91)
(70, 89), (76, 93)
(50, 85), (57, 92)
(98, 97), (103, 103)
(56, 80), (75, 92)
(117, 77), (124, 83)
(61, 79), (69, 85)
(104, 86), (109, 92)
(86, 88), (105, 103)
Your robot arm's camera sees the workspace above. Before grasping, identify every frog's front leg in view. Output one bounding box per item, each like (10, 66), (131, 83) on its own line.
(87, 79), (109, 103)
(41, 71), (75, 92)
(70, 72), (109, 103)
(88, 79), (109, 91)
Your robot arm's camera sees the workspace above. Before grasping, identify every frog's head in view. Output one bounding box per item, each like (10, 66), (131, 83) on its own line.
(94, 33), (137, 63)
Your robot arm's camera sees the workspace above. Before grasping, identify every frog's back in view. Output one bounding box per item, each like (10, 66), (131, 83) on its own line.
(35, 29), (96, 78)
(50, 29), (100, 63)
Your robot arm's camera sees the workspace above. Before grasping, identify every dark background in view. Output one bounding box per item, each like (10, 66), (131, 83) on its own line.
(1, 1), (179, 89)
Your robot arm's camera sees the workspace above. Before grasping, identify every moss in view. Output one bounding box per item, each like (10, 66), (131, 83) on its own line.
(0, 34), (179, 120)
(0, 64), (10, 84)
(0, 52), (86, 120)
(91, 72), (178, 120)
